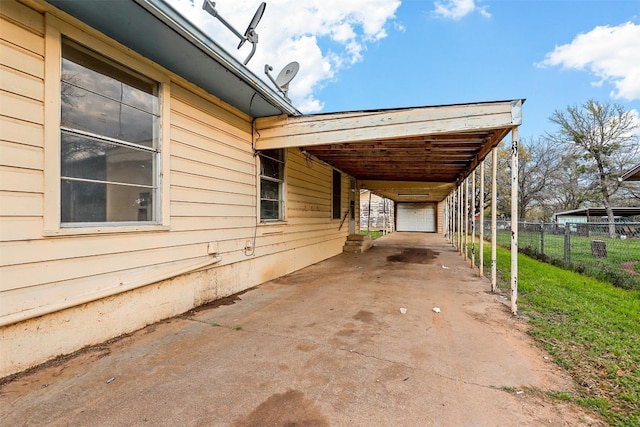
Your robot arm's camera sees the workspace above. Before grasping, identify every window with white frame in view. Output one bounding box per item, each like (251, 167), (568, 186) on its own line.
(60, 38), (160, 225)
(332, 169), (342, 220)
(259, 149), (284, 221)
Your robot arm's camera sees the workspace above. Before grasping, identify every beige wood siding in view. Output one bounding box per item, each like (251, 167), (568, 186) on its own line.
(0, 0), (350, 339)
(0, 1), (45, 246)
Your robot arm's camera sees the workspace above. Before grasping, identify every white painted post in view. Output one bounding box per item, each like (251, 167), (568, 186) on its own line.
(491, 147), (497, 292)
(510, 128), (519, 315)
(471, 169), (476, 269)
(445, 195), (449, 240)
(463, 177), (468, 261)
(479, 160), (485, 277)
(458, 185), (463, 255)
(454, 189), (458, 249)
(450, 193), (454, 245)
(448, 194), (452, 244)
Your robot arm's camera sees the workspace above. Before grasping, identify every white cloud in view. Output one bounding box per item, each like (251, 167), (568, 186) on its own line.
(537, 22), (640, 101)
(628, 109), (640, 138)
(433, 0), (490, 20)
(166, 0), (401, 113)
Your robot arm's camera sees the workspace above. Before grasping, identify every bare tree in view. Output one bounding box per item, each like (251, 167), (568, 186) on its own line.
(516, 138), (564, 220)
(548, 100), (640, 237)
(550, 152), (597, 212)
(483, 139), (563, 221)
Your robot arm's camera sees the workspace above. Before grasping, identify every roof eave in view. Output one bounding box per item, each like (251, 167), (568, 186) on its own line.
(134, 0), (299, 117)
(621, 164), (640, 181)
(46, 0), (299, 118)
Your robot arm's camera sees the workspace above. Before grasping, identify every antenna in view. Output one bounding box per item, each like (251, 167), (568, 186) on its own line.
(202, 1), (266, 65)
(265, 61), (299, 101)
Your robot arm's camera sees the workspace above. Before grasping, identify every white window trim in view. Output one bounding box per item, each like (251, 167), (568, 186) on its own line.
(257, 149), (287, 224)
(43, 14), (171, 236)
(332, 168), (342, 221)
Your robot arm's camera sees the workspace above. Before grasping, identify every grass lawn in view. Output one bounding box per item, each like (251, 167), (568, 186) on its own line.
(489, 245), (640, 426)
(360, 230), (384, 240)
(492, 230), (640, 290)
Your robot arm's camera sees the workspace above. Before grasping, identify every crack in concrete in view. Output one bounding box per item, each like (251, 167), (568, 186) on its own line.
(187, 318), (505, 392)
(341, 346), (500, 391)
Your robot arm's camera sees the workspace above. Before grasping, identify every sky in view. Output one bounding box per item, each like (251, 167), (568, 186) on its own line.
(167, 0), (640, 141)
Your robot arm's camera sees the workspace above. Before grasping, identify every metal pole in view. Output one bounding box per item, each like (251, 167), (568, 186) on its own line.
(471, 169), (476, 269)
(479, 160), (485, 277)
(456, 189), (460, 250)
(463, 177), (468, 260)
(448, 194), (453, 243)
(452, 192), (456, 246)
(367, 191), (372, 232)
(448, 194), (452, 244)
(491, 147), (497, 292)
(444, 195), (448, 240)
(510, 128), (519, 315)
(564, 225), (571, 265)
(458, 185), (462, 255)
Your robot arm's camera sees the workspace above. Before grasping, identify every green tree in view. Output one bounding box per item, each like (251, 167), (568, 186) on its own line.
(548, 100), (640, 237)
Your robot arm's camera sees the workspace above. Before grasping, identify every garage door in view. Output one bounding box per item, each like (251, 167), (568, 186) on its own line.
(396, 203), (435, 232)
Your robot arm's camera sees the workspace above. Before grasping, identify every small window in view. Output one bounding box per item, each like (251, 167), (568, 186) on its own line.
(259, 149), (284, 221)
(60, 38), (160, 225)
(332, 169), (341, 220)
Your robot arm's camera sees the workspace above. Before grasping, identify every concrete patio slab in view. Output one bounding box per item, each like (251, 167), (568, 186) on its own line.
(0, 233), (603, 426)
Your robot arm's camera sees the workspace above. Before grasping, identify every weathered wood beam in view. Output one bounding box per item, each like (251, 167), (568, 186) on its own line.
(255, 101), (521, 150)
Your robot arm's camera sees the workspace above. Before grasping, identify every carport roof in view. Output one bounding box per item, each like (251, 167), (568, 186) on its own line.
(255, 100), (523, 203)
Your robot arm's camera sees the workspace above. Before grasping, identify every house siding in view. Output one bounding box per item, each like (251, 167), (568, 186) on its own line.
(0, 0), (351, 377)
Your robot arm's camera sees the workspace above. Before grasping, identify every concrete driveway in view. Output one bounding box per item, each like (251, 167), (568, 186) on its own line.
(0, 233), (602, 426)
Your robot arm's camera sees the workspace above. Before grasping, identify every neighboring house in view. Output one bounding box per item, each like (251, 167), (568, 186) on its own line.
(554, 207), (640, 225)
(0, 0), (523, 377)
(621, 164), (640, 181)
(359, 190), (394, 232)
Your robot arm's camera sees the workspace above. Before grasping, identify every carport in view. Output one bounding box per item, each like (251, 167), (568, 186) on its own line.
(255, 99), (524, 314)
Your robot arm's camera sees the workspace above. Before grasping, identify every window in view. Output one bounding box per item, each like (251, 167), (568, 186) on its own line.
(259, 149), (284, 221)
(332, 169), (341, 220)
(60, 38), (160, 225)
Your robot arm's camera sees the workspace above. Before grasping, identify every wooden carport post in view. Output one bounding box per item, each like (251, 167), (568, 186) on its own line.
(491, 147), (497, 292)
(510, 128), (519, 315)
(479, 160), (485, 277)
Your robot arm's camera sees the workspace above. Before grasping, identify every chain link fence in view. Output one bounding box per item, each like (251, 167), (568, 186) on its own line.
(481, 220), (640, 290)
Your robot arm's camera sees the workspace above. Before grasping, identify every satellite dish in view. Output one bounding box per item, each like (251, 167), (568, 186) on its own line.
(239, 2), (266, 49)
(202, 1), (266, 65)
(265, 61), (299, 101)
(276, 62), (299, 88)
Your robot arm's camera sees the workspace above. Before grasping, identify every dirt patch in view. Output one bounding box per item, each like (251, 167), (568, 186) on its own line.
(621, 261), (639, 276)
(182, 290), (248, 317)
(387, 248), (439, 264)
(232, 389), (329, 427)
(353, 310), (374, 323)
